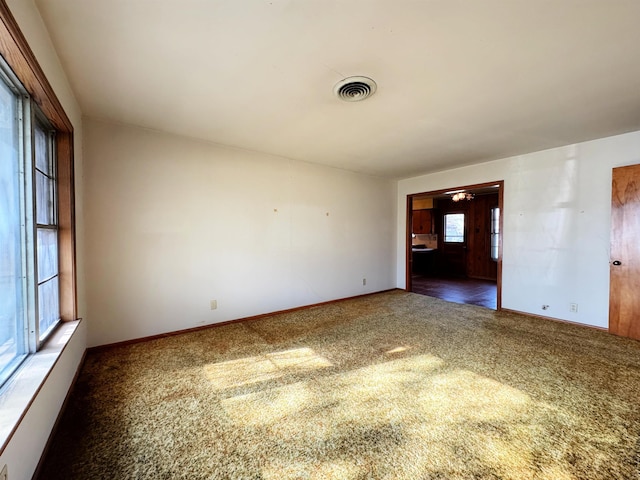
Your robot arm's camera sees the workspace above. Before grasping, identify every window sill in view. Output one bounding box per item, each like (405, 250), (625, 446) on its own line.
(0, 319), (81, 454)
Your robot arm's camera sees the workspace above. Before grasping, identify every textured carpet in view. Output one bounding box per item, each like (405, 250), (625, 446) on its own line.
(38, 291), (640, 479)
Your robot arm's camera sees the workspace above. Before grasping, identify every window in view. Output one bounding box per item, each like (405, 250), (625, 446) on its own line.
(0, 54), (67, 386)
(0, 70), (26, 385)
(444, 213), (465, 243)
(35, 118), (60, 340)
(490, 207), (500, 261)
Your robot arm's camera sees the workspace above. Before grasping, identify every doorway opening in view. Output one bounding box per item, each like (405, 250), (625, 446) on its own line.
(406, 181), (504, 310)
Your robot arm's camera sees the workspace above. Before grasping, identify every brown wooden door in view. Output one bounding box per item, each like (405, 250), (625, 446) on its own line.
(441, 211), (467, 276)
(609, 164), (640, 340)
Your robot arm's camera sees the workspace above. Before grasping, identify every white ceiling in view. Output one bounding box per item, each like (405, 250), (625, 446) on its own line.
(35, 0), (640, 178)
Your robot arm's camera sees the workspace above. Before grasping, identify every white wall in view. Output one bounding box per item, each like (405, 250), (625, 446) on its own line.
(397, 130), (640, 329)
(84, 118), (396, 347)
(1, 1), (86, 479)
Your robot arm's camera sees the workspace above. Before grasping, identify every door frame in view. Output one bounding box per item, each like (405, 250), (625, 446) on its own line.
(406, 180), (504, 310)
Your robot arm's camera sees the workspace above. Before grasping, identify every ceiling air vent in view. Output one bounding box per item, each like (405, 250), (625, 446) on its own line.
(334, 76), (377, 102)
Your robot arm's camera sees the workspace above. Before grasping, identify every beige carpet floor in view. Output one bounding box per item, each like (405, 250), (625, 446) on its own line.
(38, 291), (640, 479)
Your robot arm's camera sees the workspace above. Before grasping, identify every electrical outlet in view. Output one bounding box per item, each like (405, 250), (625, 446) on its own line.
(570, 303), (578, 313)
(210, 300), (217, 310)
(362, 278), (366, 286)
(1, 464), (8, 480)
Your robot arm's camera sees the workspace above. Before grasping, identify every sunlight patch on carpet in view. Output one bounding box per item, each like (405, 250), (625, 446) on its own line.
(385, 345), (411, 354)
(203, 347), (332, 390)
(222, 380), (312, 425)
(261, 458), (363, 480)
(221, 354), (554, 478)
(413, 369), (539, 477)
(223, 354), (444, 428)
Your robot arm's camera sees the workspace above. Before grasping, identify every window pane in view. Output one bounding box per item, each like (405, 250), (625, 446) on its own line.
(490, 207), (500, 261)
(444, 213), (465, 243)
(36, 170), (55, 224)
(35, 124), (50, 174)
(38, 276), (60, 339)
(37, 228), (58, 282)
(0, 77), (26, 384)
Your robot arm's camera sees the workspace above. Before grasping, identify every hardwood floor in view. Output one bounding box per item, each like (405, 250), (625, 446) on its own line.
(411, 274), (497, 309)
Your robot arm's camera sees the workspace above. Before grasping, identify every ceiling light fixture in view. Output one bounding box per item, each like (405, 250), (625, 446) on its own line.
(451, 192), (475, 202)
(334, 76), (377, 102)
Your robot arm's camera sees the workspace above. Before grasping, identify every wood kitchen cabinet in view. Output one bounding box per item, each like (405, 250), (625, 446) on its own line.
(412, 209), (434, 234)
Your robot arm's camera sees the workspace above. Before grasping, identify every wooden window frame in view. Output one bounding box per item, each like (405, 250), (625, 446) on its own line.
(0, 0), (76, 322)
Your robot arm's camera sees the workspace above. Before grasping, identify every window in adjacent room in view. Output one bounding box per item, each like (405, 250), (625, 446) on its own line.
(490, 207), (500, 261)
(444, 213), (465, 243)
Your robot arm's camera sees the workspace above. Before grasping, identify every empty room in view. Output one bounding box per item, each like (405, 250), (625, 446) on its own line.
(1, 1), (640, 479)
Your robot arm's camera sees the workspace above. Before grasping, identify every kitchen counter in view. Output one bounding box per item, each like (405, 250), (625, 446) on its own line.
(412, 248), (437, 274)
